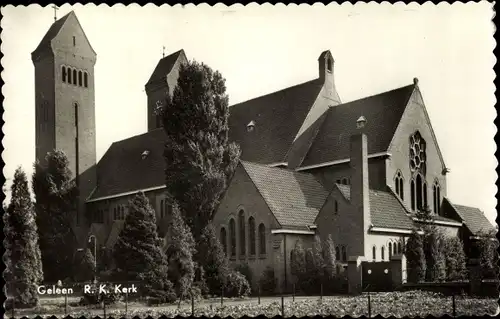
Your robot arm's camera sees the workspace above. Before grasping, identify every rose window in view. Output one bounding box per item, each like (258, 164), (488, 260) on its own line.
(409, 132), (426, 174)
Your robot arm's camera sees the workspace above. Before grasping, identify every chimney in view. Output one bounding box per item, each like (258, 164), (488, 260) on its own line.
(318, 50), (341, 104)
(350, 116), (370, 257)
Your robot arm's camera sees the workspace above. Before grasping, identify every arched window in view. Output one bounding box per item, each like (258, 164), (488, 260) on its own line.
(62, 66), (67, 82)
(389, 242), (393, 259)
(259, 223), (266, 255)
(335, 246), (340, 261)
(249, 216), (256, 256)
(398, 242), (402, 254)
(229, 218), (236, 257)
(415, 174), (425, 210)
(238, 210), (246, 256)
(393, 242), (397, 255)
(433, 181), (441, 215)
(78, 71), (83, 86)
(381, 246), (385, 260)
(220, 227), (227, 256)
(341, 246), (347, 261)
(73, 69), (77, 85)
(327, 58), (332, 72)
(409, 131), (427, 175)
(334, 200), (338, 213)
(160, 199), (164, 219)
(121, 206), (125, 220)
(68, 68), (72, 83)
(410, 180), (415, 211)
(372, 246), (377, 260)
(84, 72), (88, 88)
(395, 171), (404, 200)
(341, 178), (348, 185)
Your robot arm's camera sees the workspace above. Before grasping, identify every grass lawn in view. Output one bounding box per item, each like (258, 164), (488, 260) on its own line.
(11, 291), (499, 318)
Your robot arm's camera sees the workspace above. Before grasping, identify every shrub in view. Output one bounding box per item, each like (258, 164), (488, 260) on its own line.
(424, 228), (446, 282)
(234, 263), (253, 289)
(79, 281), (121, 306)
(224, 271), (251, 297)
(290, 240), (306, 286)
(259, 267), (276, 296)
(477, 230), (499, 279)
(197, 224), (229, 295)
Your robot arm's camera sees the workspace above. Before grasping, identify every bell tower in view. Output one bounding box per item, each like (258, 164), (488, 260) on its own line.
(32, 11), (97, 227)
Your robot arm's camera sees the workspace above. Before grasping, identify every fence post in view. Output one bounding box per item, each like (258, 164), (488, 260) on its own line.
(281, 295), (284, 317)
(103, 300), (106, 319)
(320, 283), (323, 302)
(367, 292), (371, 318)
(11, 298), (14, 319)
(191, 292), (194, 316)
(293, 283), (295, 302)
(221, 285), (224, 306)
(125, 289), (128, 316)
(258, 286), (261, 305)
(65, 293), (68, 315)
(452, 294), (456, 317)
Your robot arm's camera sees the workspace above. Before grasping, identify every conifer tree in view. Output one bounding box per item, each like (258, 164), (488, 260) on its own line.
(443, 237), (468, 281)
(113, 192), (174, 301)
(32, 150), (78, 282)
(4, 167), (44, 308)
(165, 203), (197, 300)
(406, 230), (426, 283)
(290, 239), (306, 285)
(197, 223), (229, 294)
(323, 235), (337, 280)
(159, 60), (240, 242)
(74, 248), (96, 282)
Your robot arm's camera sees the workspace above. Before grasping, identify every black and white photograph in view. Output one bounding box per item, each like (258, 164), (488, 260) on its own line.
(1, 3), (498, 318)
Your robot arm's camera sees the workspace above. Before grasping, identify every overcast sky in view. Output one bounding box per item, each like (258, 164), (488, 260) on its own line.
(1, 3), (496, 224)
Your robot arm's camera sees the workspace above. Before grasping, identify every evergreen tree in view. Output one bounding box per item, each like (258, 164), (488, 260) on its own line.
(74, 248), (96, 282)
(290, 239), (306, 285)
(196, 223), (229, 295)
(312, 235), (325, 275)
(406, 230), (426, 283)
(159, 60), (240, 242)
(32, 150), (78, 282)
(477, 229), (499, 279)
(323, 235), (337, 280)
(443, 237), (468, 281)
(4, 167), (44, 308)
(165, 203), (197, 301)
(113, 192), (175, 301)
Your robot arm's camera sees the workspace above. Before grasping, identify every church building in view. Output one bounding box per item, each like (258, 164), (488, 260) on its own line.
(33, 12), (495, 288)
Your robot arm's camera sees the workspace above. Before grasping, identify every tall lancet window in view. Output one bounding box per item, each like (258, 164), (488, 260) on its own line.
(394, 171), (404, 200)
(433, 180), (441, 215)
(409, 131), (427, 211)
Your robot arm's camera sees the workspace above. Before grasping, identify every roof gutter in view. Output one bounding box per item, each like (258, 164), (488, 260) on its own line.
(370, 226), (423, 235)
(268, 162), (288, 168)
(86, 185), (167, 203)
(411, 217), (463, 227)
(271, 229), (315, 235)
(296, 152), (391, 171)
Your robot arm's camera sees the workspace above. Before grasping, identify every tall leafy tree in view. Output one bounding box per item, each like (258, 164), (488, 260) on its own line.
(159, 60), (240, 241)
(476, 229), (499, 279)
(165, 203), (197, 300)
(290, 239), (306, 285)
(32, 150), (78, 282)
(4, 167), (43, 308)
(113, 192), (175, 301)
(323, 235), (337, 279)
(74, 248), (96, 282)
(406, 230), (426, 283)
(196, 223), (229, 294)
(416, 207), (446, 282)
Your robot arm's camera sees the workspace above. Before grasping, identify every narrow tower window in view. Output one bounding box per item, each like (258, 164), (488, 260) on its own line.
(395, 171), (404, 200)
(238, 210), (246, 256)
(433, 180), (441, 215)
(62, 66), (67, 82)
(68, 68), (72, 83)
(84, 72), (88, 88)
(73, 69), (77, 85)
(327, 58), (332, 72)
(259, 223), (266, 255)
(78, 71), (83, 86)
(73, 36), (76, 46)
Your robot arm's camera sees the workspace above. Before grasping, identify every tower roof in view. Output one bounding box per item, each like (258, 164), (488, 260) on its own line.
(145, 49), (185, 87)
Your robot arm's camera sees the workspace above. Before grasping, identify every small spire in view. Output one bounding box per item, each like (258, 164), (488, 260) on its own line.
(413, 77), (419, 86)
(51, 5), (59, 22)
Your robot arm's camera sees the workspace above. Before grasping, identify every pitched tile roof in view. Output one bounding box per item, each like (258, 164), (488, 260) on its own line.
(146, 49), (184, 87)
(32, 11), (73, 56)
(336, 184), (415, 230)
(240, 161), (328, 229)
(445, 199), (495, 235)
(300, 84), (415, 167)
(229, 79), (324, 164)
(89, 128), (167, 200)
